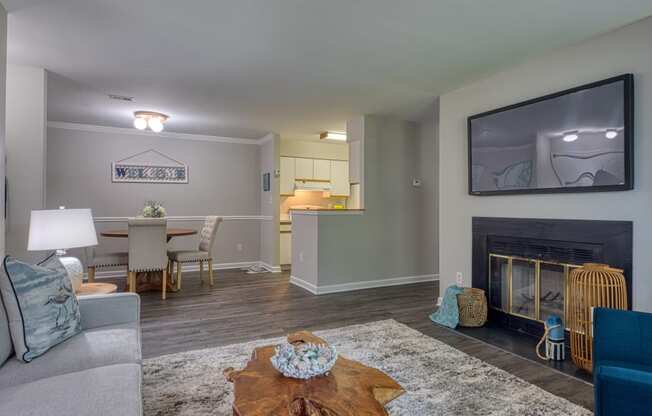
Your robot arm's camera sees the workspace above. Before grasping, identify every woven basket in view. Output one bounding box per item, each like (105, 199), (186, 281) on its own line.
(457, 288), (488, 327)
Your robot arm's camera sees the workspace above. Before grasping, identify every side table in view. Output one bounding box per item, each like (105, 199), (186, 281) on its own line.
(76, 282), (118, 297)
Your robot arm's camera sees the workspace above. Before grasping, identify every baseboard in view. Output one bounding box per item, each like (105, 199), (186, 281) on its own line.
(259, 261), (282, 273)
(290, 273), (439, 295)
(88, 261), (260, 279)
(289, 275), (319, 294)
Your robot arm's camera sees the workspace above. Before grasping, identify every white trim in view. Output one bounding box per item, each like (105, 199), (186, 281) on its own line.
(289, 275), (319, 294)
(87, 261), (259, 279)
(290, 273), (439, 295)
(258, 133), (276, 145)
(259, 261), (282, 273)
(93, 215), (272, 223)
(48, 121), (266, 146)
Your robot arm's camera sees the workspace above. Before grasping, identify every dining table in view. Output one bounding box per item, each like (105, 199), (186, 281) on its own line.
(100, 227), (198, 242)
(100, 227), (198, 293)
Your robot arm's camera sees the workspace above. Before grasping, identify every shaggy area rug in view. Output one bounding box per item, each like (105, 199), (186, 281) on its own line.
(143, 319), (591, 415)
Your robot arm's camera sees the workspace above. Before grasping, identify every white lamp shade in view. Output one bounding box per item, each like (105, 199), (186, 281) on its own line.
(28, 209), (99, 251)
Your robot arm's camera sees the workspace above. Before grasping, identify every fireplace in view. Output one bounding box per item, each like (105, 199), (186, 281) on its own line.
(472, 217), (632, 338)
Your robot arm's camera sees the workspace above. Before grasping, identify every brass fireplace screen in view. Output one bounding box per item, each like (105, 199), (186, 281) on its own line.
(488, 253), (582, 327)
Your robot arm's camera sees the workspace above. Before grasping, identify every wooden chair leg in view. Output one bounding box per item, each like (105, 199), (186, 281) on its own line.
(128, 271), (136, 293)
(161, 269), (167, 300)
(208, 259), (214, 286)
(87, 266), (96, 283)
(176, 262), (182, 291)
(199, 260), (204, 284)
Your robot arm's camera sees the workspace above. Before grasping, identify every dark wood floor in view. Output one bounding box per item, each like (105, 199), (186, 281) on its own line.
(118, 269), (593, 411)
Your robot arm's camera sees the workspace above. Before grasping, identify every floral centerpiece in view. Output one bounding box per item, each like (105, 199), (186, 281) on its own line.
(142, 201), (166, 218)
(270, 342), (338, 379)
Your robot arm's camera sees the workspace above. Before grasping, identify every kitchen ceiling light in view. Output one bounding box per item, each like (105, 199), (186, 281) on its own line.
(319, 131), (347, 141)
(133, 111), (169, 133)
(562, 130), (579, 142)
(605, 129), (619, 139)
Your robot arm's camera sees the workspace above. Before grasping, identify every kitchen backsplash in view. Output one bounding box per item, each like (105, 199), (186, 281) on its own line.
(280, 190), (348, 215)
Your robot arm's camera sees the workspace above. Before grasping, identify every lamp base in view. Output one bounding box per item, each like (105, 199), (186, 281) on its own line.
(58, 256), (84, 293)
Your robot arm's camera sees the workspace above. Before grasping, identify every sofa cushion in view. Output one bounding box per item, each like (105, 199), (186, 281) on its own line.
(0, 283), (13, 366)
(0, 321), (140, 389)
(596, 361), (652, 416)
(0, 256), (81, 362)
(0, 363), (142, 416)
(596, 360), (652, 385)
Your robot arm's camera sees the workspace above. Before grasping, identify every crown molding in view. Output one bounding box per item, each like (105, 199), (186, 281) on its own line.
(47, 121), (267, 145)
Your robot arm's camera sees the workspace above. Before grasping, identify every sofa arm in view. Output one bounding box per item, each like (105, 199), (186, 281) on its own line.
(78, 293), (140, 330)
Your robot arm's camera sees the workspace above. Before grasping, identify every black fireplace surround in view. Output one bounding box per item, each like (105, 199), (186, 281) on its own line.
(472, 217), (633, 338)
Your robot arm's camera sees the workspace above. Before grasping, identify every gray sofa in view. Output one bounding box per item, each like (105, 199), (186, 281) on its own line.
(0, 292), (142, 415)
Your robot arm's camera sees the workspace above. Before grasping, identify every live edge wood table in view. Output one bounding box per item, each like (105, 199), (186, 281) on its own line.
(100, 228), (198, 292)
(224, 331), (405, 416)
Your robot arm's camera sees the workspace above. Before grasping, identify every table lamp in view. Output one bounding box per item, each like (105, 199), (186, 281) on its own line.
(27, 207), (99, 292)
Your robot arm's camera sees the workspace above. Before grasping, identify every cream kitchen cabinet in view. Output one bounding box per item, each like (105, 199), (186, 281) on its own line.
(295, 158), (314, 180)
(313, 159), (331, 181)
(330, 160), (350, 196)
(280, 157), (296, 195)
(280, 231), (292, 265)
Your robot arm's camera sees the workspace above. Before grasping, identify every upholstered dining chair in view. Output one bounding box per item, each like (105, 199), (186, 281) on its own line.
(86, 248), (128, 284)
(167, 216), (222, 290)
(128, 217), (169, 299)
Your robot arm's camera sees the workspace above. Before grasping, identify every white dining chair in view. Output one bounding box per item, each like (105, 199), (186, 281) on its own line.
(128, 217), (169, 299)
(167, 216), (222, 290)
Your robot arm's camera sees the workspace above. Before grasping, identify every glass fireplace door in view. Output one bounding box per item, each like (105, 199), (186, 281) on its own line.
(511, 258), (537, 319)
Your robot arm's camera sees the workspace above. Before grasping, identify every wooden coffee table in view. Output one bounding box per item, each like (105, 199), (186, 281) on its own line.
(224, 331), (405, 416)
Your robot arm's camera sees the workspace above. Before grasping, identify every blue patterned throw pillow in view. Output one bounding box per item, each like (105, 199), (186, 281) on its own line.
(0, 256), (81, 362)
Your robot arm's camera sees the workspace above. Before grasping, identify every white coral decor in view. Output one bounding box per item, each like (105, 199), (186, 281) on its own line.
(270, 342), (338, 379)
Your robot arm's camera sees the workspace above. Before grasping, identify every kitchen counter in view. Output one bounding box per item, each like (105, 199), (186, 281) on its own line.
(289, 208), (365, 216)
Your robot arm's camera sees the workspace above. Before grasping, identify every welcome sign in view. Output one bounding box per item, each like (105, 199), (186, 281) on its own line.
(112, 150), (189, 184)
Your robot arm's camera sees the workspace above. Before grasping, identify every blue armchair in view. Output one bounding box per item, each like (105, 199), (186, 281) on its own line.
(593, 308), (652, 415)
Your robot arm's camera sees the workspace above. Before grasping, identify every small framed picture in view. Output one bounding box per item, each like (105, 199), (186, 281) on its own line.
(263, 172), (271, 192)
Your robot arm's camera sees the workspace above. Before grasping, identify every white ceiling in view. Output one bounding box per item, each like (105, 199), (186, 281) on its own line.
(4, 0), (652, 140)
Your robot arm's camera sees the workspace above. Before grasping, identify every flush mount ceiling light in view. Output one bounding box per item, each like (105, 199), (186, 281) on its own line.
(133, 111), (169, 133)
(605, 129), (619, 139)
(562, 130), (579, 142)
(319, 131), (347, 141)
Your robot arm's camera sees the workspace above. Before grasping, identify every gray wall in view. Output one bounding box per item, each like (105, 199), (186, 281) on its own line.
(259, 133), (279, 268)
(315, 115), (437, 286)
(0, 5), (6, 258)
(417, 100), (439, 275)
(46, 126), (262, 266)
(5, 65), (47, 262)
(439, 17), (652, 311)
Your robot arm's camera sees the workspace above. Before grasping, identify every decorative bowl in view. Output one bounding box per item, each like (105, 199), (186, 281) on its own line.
(270, 342), (338, 379)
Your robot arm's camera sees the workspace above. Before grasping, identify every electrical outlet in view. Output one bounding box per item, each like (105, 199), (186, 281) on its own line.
(299, 251), (304, 263)
(236, 243), (244, 252)
(456, 272), (464, 286)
